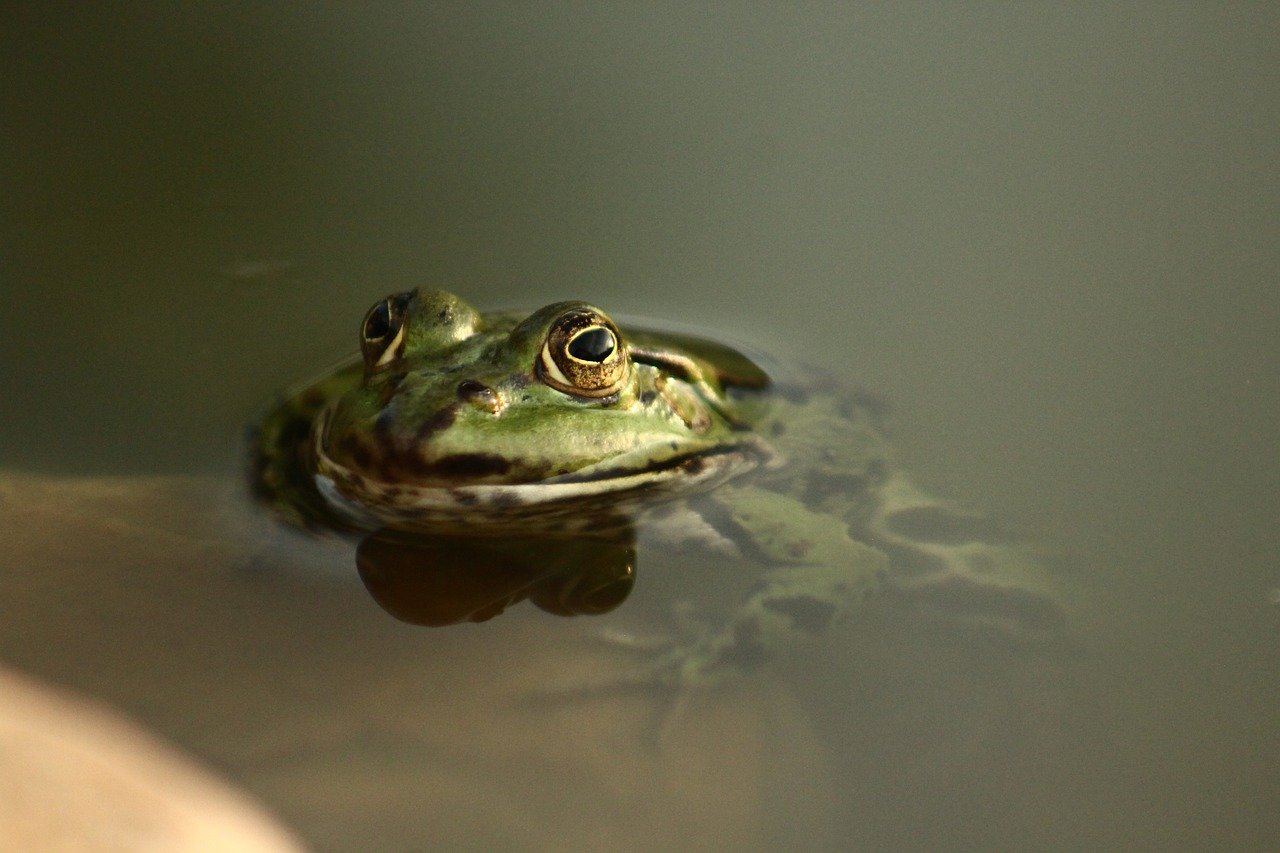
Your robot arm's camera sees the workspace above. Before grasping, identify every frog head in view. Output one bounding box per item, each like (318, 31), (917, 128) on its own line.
(311, 289), (771, 530)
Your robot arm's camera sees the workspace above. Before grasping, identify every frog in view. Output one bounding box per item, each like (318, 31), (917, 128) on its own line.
(254, 288), (1064, 688)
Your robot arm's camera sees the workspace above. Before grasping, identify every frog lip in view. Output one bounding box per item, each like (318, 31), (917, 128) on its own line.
(542, 442), (770, 485)
(313, 440), (771, 531)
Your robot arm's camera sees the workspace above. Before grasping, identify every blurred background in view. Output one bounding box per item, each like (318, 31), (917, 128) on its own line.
(2, 3), (1277, 848)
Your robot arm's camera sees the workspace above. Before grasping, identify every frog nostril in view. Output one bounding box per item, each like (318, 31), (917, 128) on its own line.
(456, 380), (503, 414)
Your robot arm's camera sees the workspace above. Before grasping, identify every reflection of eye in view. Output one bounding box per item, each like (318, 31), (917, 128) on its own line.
(360, 291), (413, 369)
(539, 309), (629, 398)
(567, 326), (617, 363)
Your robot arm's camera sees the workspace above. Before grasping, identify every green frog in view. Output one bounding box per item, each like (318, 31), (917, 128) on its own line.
(255, 289), (1063, 686)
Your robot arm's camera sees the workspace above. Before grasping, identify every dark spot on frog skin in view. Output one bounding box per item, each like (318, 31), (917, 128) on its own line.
(638, 390), (657, 405)
(416, 404), (459, 440)
(338, 434), (374, 471)
(374, 408), (396, 438)
(276, 414), (313, 455)
(763, 596), (838, 635)
(430, 453), (512, 478)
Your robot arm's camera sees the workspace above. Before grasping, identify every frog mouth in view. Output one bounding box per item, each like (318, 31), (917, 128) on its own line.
(543, 440), (774, 485)
(312, 438), (774, 530)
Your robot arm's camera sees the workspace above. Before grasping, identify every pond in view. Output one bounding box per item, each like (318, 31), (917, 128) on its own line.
(3, 5), (1277, 849)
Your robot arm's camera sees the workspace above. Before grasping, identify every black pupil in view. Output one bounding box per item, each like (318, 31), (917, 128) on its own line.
(365, 302), (391, 340)
(568, 328), (615, 362)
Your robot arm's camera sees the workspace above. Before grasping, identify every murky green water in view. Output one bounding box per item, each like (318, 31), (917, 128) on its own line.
(4, 5), (1277, 849)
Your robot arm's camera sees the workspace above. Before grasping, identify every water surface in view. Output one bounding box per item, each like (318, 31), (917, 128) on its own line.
(3, 4), (1277, 849)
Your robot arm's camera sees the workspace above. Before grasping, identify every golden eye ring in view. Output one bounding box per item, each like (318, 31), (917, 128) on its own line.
(538, 309), (629, 398)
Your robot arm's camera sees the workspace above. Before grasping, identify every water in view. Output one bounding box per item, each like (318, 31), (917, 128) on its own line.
(3, 4), (1277, 849)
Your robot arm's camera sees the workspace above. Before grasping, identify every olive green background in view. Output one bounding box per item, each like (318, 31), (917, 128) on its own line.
(3, 3), (1277, 849)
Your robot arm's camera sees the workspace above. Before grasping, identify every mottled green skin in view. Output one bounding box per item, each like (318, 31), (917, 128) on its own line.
(255, 289), (1063, 687)
(323, 298), (754, 488)
(257, 290), (776, 535)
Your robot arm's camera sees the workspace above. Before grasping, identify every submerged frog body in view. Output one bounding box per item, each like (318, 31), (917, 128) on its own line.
(256, 289), (1062, 685)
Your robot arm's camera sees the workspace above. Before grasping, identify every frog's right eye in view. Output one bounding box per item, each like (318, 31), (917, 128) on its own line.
(538, 307), (630, 399)
(361, 291), (413, 369)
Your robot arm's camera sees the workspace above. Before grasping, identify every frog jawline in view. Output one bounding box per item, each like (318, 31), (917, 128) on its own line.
(312, 442), (769, 530)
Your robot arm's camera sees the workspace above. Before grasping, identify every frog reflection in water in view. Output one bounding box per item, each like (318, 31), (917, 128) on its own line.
(255, 289), (1063, 686)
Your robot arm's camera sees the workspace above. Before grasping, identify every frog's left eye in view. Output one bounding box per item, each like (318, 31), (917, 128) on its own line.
(539, 309), (630, 399)
(361, 291), (413, 369)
